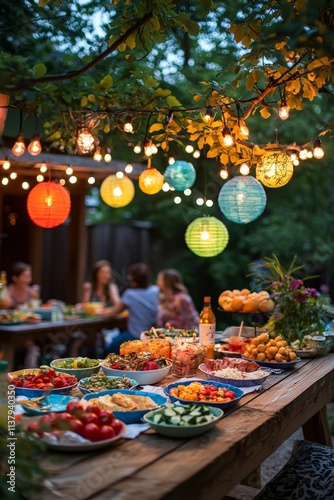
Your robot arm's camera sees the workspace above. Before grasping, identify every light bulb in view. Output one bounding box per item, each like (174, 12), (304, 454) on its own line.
(200, 230), (210, 240)
(299, 149), (308, 160)
(2, 161), (10, 170)
(2, 177), (9, 185)
(10, 172), (17, 180)
(168, 157), (175, 165)
(66, 167), (73, 175)
(104, 149), (112, 162)
(307, 151), (313, 158)
(40, 163), (47, 173)
(59, 179), (66, 185)
(184, 188), (192, 196)
(113, 187), (123, 197)
(196, 198), (204, 206)
(22, 181), (30, 190)
(193, 150), (200, 159)
(125, 163), (133, 173)
(134, 143), (141, 154)
(76, 127), (95, 154)
(12, 134), (26, 156)
(278, 104), (290, 120)
(27, 134), (42, 156)
(240, 121), (249, 139)
(93, 147), (102, 162)
(162, 182), (170, 192)
(222, 127), (234, 147)
(151, 144), (158, 154)
(220, 168), (228, 179)
(290, 153), (297, 161)
(88, 176), (95, 184)
(143, 139), (153, 157)
(69, 175), (77, 184)
(116, 171), (124, 179)
(240, 162), (250, 175)
(205, 199), (213, 207)
(174, 196), (182, 204)
(293, 159), (300, 166)
(36, 174), (44, 182)
(203, 105), (213, 122)
(313, 139), (324, 159)
(185, 144), (194, 154)
(124, 115), (133, 133)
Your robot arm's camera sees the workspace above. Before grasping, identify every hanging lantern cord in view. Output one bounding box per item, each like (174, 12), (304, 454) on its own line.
(143, 112), (153, 144)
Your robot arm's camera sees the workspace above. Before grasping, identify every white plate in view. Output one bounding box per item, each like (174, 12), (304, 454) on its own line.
(44, 421), (127, 452)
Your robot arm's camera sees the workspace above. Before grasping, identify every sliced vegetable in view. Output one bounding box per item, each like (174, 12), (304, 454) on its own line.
(146, 403), (219, 427)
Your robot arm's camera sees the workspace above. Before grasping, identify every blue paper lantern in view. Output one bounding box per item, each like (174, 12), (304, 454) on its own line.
(185, 216), (229, 257)
(164, 161), (196, 191)
(218, 175), (266, 224)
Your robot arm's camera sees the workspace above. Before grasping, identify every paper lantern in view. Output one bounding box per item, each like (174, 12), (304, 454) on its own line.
(139, 167), (164, 195)
(185, 216), (229, 257)
(27, 181), (71, 228)
(256, 151), (293, 188)
(100, 175), (135, 208)
(218, 176), (266, 224)
(164, 161), (196, 191)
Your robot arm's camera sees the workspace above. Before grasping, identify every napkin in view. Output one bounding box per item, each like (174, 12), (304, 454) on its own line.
(123, 423), (150, 439)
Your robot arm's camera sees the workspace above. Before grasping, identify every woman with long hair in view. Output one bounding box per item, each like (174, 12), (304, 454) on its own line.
(156, 268), (199, 330)
(3, 262), (40, 308)
(82, 260), (120, 306)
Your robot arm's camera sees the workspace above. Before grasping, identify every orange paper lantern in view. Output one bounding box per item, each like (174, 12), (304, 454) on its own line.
(138, 167), (164, 195)
(27, 181), (71, 228)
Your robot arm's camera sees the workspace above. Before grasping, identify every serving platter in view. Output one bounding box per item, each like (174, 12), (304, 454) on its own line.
(241, 356), (300, 370)
(21, 395), (79, 415)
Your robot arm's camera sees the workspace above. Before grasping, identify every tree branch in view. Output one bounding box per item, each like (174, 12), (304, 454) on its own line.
(6, 11), (154, 92)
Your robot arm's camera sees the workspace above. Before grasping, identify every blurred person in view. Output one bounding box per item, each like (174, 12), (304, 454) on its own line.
(156, 268), (199, 330)
(3, 262), (40, 309)
(82, 260), (120, 306)
(105, 263), (159, 353)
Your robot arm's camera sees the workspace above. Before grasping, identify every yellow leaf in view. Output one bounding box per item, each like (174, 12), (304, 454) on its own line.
(242, 35), (251, 48)
(220, 153), (229, 165)
(193, 94), (204, 102)
(246, 74), (254, 91)
(253, 145), (268, 155)
(104, 124), (110, 134)
(211, 120), (223, 128)
(161, 141), (168, 150)
(149, 123), (164, 133)
(275, 41), (287, 50)
(88, 94), (96, 103)
(167, 95), (182, 107)
(190, 133), (200, 141)
(301, 78), (317, 101)
(118, 42), (126, 52)
(260, 108), (271, 119)
(206, 135), (214, 147)
(198, 136), (205, 149)
(99, 74), (113, 90)
(126, 33), (136, 50)
(207, 147), (219, 158)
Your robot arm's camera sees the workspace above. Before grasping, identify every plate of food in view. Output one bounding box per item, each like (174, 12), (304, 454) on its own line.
(20, 394), (80, 415)
(78, 374), (138, 394)
(82, 389), (168, 424)
(241, 356), (300, 370)
(8, 368), (78, 397)
(199, 358), (270, 387)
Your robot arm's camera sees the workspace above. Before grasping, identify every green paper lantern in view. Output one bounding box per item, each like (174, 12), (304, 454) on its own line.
(185, 216), (229, 257)
(256, 151), (293, 188)
(218, 175), (266, 224)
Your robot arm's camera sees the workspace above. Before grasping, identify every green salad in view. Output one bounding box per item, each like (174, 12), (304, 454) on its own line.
(53, 357), (100, 369)
(79, 374), (136, 392)
(143, 327), (197, 339)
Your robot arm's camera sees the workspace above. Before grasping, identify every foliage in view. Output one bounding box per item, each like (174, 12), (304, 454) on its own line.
(250, 254), (327, 342)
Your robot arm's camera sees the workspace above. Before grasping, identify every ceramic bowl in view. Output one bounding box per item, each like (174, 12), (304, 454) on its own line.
(50, 358), (101, 380)
(101, 360), (172, 385)
(82, 389), (168, 424)
(198, 363), (270, 387)
(143, 405), (223, 438)
(8, 369), (78, 397)
(78, 375), (138, 394)
(164, 379), (244, 410)
(20, 394), (80, 415)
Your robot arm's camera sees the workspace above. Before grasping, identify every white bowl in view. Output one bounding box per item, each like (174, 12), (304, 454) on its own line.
(101, 361), (172, 385)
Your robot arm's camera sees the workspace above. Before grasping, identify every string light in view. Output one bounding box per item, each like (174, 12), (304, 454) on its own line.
(36, 174), (44, 182)
(293, 159), (300, 166)
(220, 167), (229, 179)
(143, 138), (154, 157)
(125, 163), (133, 173)
(10, 172), (17, 180)
(185, 144), (194, 153)
(174, 196), (182, 204)
(104, 149), (112, 162)
(27, 133), (42, 156)
(69, 175), (77, 184)
(240, 162), (250, 175)
(222, 126), (234, 147)
(278, 102), (290, 120)
(133, 143), (142, 154)
(162, 182), (170, 192)
(22, 182), (30, 190)
(205, 199), (213, 207)
(307, 151), (313, 159)
(299, 149), (308, 160)
(66, 167), (73, 175)
(93, 147), (102, 162)
(59, 179), (66, 185)
(168, 157), (175, 165)
(313, 138), (324, 159)
(196, 198), (204, 206)
(124, 115), (133, 133)
(2, 177), (9, 185)
(239, 120), (249, 139)
(116, 171), (124, 179)
(40, 164), (48, 173)
(2, 161), (10, 170)
(203, 105), (213, 122)
(193, 150), (200, 159)
(290, 153), (298, 161)
(12, 133), (26, 157)
(184, 188), (192, 196)
(88, 176), (95, 184)
(76, 127), (95, 154)
(151, 144), (158, 155)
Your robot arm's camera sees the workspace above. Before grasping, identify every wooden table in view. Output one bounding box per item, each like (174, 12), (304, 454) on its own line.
(0, 314), (128, 371)
(37, 353), (334, 500)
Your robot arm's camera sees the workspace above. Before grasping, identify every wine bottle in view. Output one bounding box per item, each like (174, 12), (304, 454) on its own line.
(199, 296), (216, 359)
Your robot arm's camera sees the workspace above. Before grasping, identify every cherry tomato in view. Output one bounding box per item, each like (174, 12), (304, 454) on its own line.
(26, 422), (40, 433)
(66, 401), (85, 417)
(98, 410), (114, 426)
(99, 425), (115, 440)
(67, 418), (85, 436)
(85, 405), (101, 416)
(83, 423), (101, 442)
(111, 419), (123, 436)
(81, 413), (99, 426)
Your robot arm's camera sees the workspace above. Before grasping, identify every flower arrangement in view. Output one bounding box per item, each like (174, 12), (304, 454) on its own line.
(250, 255), (327, 344)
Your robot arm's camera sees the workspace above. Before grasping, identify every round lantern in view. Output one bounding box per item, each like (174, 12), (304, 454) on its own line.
(218, 176), (266, 224)
(164, 161), (196, 191)
(100, 175), (135, 208)
(185, 216), (229, 258)
(256, 151), (293, 188)
(27, 181), (71, 228)
(139, 167), (164, 195)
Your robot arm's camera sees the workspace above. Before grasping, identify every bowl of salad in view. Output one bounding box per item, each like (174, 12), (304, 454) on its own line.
(50, 357), (101, 380)
(143, 402), (223, 438)
(101, 352), (172, 385)
(8, 368), (78, 397)
(140, 325), (197, 341)
(78, 374), (138, 394)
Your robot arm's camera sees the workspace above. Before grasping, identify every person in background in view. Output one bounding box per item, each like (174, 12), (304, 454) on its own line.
(82, 260), (120, 306)
(3, 262), (40, 309)
(105, 263), (159, 353)
(156, 268), (199, 330)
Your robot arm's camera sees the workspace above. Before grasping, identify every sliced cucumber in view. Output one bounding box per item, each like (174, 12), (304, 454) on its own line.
(164, 408), (177, 417)
(170, 415), (181, 425)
